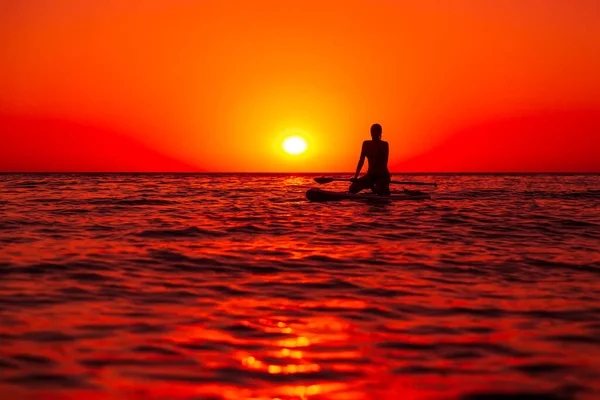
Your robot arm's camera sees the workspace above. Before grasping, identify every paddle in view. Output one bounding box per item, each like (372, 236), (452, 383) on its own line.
(314, 177), (438, 187)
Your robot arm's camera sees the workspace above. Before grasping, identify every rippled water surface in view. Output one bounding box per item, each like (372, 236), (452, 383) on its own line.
(1, 173), (599, 400)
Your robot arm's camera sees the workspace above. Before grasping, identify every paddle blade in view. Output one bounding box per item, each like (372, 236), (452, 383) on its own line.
(314, 177), (335, 184)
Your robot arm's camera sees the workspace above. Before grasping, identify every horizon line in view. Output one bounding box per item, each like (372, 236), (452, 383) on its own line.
(1, 171), (599, 175)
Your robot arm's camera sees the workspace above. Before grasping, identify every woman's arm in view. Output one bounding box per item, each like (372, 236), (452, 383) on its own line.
(353, 142), (366, 179)
(384, 142), (389, 166)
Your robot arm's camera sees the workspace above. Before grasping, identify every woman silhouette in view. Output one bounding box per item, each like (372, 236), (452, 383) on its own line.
(349, 123), (391, 195)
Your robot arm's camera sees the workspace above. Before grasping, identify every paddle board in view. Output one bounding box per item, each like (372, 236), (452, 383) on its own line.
(306, 188), (431, 202)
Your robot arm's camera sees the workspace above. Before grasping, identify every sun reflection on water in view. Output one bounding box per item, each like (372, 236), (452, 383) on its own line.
(241, 320), (320, 377)
(232, 316), (358, 399)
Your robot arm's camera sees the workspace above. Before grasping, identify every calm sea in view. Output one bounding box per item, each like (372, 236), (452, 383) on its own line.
(1, 173), (599, 400)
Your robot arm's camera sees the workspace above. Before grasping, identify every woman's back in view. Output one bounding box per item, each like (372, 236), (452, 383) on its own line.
(363, 140), (389, 175)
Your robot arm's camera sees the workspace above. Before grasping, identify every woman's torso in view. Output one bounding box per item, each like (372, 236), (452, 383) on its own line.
(364, 140), (389, 176)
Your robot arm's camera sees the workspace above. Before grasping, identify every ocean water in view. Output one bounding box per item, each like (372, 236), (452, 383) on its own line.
(1, 173), (599, 400)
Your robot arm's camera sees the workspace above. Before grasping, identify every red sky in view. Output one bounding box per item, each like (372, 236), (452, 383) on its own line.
(1, 1), (599, 172)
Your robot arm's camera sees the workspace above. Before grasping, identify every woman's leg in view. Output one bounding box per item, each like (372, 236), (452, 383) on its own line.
(373, 176), (391, 195)
(349, 175), (373, 193)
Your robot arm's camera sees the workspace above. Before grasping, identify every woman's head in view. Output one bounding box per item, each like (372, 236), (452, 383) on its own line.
(370, 123), (382, 140)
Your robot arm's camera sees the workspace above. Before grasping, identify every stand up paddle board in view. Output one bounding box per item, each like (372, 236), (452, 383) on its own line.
(306, 188), (431, 202)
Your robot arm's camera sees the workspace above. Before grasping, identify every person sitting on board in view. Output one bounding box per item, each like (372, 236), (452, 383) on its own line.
(349, 123), (391, 196)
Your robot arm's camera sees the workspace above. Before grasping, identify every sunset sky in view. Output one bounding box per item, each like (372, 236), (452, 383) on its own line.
(1, 0), (599, 172)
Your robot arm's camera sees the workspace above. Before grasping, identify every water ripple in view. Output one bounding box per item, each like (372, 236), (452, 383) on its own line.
(0, 173), (599, 399)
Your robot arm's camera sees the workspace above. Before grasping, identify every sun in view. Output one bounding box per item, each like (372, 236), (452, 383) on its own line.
(282, 135), (308, 155)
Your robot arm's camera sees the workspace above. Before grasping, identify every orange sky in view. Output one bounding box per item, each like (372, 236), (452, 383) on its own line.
(1, 0), (599, 172)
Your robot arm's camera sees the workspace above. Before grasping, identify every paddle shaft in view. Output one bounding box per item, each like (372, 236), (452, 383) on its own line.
(317, 177), (437, 187)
